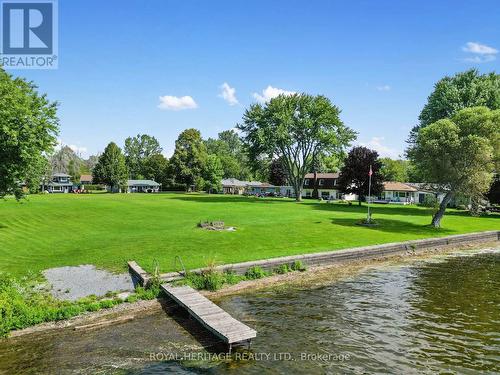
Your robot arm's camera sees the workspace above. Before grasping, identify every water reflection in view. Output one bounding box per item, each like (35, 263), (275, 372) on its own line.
(0, 249), (498, 374)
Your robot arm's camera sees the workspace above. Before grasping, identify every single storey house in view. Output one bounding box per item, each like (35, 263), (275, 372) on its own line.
(246, 182), (277, 195)
(41, 173), (74, 193)
(370, 182), (440, 204)
(222, 178), (248, 195)
(79, 174), (93, 185)
(126, 179), (161, 193)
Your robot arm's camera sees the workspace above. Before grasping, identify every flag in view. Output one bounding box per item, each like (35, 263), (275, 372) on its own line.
(368, 165), (373, 177)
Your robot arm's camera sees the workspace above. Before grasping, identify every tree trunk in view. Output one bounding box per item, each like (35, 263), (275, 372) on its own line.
(312, 171), (318, 199)
(431, 191), (453, 228)
(358, 197), (362, 206)
(293, 180), (302, 201)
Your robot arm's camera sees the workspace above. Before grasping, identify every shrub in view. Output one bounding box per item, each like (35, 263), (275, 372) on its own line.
(0, 272), (166, 338)
(420, 194), (438, 208)
(82, 184), (104, 191)
(222, 270), (245, 285)
(245, 266), (269, 280)
(291, 260), (306, 272)
(274, 264), (291, 274)
(125, 294), (139, 303)
(202, 271), (225, 291)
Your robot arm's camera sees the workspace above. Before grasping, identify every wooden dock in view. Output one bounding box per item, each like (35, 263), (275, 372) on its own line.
(161, 284), (256, 350)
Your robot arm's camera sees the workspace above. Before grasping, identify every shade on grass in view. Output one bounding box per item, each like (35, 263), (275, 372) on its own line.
(0, 193), (498, 276)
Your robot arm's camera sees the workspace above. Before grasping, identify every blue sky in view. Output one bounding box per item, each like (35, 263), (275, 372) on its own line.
(12, 0), (500, 158)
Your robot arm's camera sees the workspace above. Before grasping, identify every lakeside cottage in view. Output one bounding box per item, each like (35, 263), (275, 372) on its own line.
(105, 179), (161, 193)
(126, 180), (161, 193)
(41, 173), (74, 193)
(222, 178), (248, 195)
(370, 182), (444, 205)
(221, 174), (446, 205)
(79, 174), (93, 185)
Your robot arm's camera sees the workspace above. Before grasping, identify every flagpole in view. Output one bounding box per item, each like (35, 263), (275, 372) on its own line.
(367, 165), (372, 223)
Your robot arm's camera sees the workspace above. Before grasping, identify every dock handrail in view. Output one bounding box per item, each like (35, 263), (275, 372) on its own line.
(174, 255), (187, 276)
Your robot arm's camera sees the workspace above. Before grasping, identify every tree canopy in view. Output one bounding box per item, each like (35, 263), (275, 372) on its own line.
(142, 153), (169, 187)
(203, 154), (224, 193)
(408, 106), (499, 227)
(124, 134), (162, 178)
(379, 158), (413, 182)
(205, 129), (251, 180)
(93, 142), (128, 192)
(238, 93), (356, 200)
(337, 146), (384, 205)
(410, 69), (500, 140)
(169, 128), (208, 191)
(0, 69), (59, 198)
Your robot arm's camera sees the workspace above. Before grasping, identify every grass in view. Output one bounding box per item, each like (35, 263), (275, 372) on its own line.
(0, 193), (498, 276)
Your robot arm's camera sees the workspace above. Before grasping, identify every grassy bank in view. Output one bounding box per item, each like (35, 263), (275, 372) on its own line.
(1, 193), (498, 276)
(0, 274), (160, 337)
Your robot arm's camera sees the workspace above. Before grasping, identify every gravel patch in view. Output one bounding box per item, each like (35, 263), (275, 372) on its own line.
(43, 265), (135, 301)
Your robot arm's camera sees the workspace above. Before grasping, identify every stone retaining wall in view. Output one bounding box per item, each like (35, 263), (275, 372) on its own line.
(157, 230), (499, 280)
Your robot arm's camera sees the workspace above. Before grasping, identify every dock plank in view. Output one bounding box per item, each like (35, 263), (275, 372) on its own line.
(161, 284), (256, 345)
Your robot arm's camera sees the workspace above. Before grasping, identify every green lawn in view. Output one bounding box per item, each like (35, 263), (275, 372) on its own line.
(0, 193), (498, 276)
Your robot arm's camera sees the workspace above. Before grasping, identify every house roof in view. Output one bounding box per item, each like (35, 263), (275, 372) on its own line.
(127, 179), (160, 187)
(383, 181), (417, 192)
(47, 182), (73, 187)
(304, 172), (340, 179)
(247, 181), (275, 187)
(80, 174), (92, 181)
(53, 172), (71, 177)
(222, 178), (248, 187)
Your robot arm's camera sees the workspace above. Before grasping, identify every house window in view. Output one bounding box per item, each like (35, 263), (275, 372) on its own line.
(319, 179), (324, 186)
(398, 192), (407, 198)
(305, 191), (311, 197)
(304, 179), (310, 186)
(321, 191), (329, 198)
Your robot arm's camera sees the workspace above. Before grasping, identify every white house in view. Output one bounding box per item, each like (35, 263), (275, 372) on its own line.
(126, 180), (161, 193)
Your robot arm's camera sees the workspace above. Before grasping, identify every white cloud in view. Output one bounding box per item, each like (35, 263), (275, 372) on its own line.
(69, 144), (88, 155)
(359, 137), (401, 159)
(218, 82), (239, 106)
(462, 42), (498, 55)
(462, 42), (497, 63)
(253, 85), (296, 103)
(158, 95), (198, 110)
(463, 55), (496, 63)
(376, 85), (391, 92)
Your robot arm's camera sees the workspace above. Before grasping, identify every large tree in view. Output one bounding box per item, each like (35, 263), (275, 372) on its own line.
(0, 69), (59, 199)
(238, 93), (355, 201)
(93, 142), (128, 192)
(203, 154), (224, 193)
(169, 129), (208, 191)
(337, 146), (384, 205)
(408, 107), (499, 227)
(205, 129), (252, 180)
(410, 69), (500, 140)
(142, 153), (169, 187)
(380, 158), (412, 182)
(486, 176), (500, 205)
(124, 134), (162, 178)
(268, 158), (288, 186)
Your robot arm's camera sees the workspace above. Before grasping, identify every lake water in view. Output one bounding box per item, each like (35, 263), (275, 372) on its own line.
(1, 248), (499, 374)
